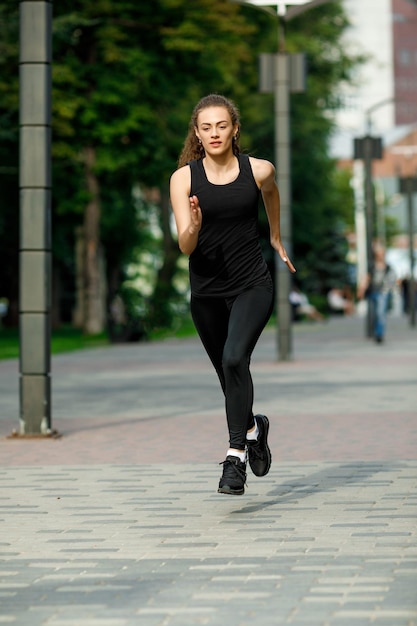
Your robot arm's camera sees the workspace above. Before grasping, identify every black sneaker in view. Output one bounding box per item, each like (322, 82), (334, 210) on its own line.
(246, 414), (271, 477)
(218, 455), (246, 495)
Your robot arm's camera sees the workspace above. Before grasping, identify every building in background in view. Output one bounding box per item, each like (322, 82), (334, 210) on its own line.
(331, 0), (417, 157)
(332, 0), (417, 285)
(393, 0), (417, 126)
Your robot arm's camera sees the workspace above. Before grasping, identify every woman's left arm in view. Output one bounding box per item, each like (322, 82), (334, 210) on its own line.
(250, 157), (296, 274)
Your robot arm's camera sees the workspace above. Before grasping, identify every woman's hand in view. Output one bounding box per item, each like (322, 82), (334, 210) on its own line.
(251, 158), (296, 274)
(189, 195), (202, 234)
(272, 239), (296, 273)
(170, 168), (201, 255)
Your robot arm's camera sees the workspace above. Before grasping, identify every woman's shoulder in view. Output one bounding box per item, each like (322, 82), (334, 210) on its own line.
(170, 163), (192, 191)
(247, 156), (275, 186)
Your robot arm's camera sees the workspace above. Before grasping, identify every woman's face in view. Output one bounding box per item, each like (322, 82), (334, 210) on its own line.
(195, 106), (238, 158)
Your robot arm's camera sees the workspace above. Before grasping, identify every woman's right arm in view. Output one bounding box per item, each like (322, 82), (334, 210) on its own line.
(170, 166), (202, 256)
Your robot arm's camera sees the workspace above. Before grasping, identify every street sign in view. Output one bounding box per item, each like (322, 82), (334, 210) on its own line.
(354, 136), (383, 160)
(399, 177), (417, 194)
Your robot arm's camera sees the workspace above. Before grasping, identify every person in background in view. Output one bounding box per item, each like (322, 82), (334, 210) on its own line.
(289, 286), (324, 322)
(327, 287), (355, 316)
(170, 94), (295, 495)
(358, 243), (396, 343)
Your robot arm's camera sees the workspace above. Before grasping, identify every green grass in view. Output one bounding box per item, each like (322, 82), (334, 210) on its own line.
(148, 316), (197, 341)
(0, 311), (277, 361)
(0, 316), (198, 361)
(0, 326), (109, 361)
(0, 328), (21, 360)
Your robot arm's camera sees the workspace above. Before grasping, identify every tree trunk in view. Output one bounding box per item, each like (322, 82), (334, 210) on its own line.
(149, 189), (181, 329)
(82, 145), (106, 334)
(72, 226), (84, 328)
(51, 266), (61, 330)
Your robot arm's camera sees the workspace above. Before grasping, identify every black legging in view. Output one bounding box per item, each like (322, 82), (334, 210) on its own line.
(191, 283), (274, 450)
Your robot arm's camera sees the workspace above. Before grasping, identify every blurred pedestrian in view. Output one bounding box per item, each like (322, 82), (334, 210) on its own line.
(170, 94), (295, 495)
(289, 286), (324, 321)
(358, 243), (396, 343)
(327, 287), (355, 316)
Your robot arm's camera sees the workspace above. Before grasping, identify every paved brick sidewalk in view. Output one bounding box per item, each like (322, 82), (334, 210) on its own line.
(1, 462), (416, 625)
(0, 315), (416, 465)
(0, 315), (416, 625)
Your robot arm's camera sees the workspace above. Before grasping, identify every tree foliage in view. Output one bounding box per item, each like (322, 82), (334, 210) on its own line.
(0, 2), (19, 324)
(0, 0), (363, 332)
(51, 0), (261, 332)
(287, 4), (362, 293)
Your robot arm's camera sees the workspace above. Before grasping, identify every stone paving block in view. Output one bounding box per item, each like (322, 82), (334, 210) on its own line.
(0, 462), (416, 624)
(2, 317), (417, 466)
(0, 317), (416, 625)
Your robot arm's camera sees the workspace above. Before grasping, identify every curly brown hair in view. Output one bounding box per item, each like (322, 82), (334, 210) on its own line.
(177, 94), (241, 168)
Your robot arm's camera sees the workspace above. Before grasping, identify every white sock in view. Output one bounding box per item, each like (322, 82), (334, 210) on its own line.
(227, 448), (246, 463)
(246, 419), (259, 442)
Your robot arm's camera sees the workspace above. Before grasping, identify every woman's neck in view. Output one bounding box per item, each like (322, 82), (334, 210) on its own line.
(203, 152), (237, 172)
(203, 153), (239, 185)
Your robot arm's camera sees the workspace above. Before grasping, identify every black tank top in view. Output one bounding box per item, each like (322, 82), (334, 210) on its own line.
(189, 154), (271, 298)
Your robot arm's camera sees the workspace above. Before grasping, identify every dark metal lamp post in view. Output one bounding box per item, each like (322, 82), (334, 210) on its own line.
(230, 0), (331, 360)
(18, 1), (53, 436)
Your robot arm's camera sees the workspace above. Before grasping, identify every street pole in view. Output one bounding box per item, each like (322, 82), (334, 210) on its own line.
(352, 160), (367, 307)
(357, 99), (394, 338)
(393, 145), (417, 329)
(263, 42), (305, 361)
(232, 0), (332, 360)
(275, 51), (293, 360)
(363, 136), (375, 338)
(18, 1), (53, 435)
(399, 176), (416, 328)
(407, 178), (416, 328)
(354, 134), (383, 338)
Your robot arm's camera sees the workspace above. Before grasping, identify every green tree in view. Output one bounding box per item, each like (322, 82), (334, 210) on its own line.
(51, 0), (258, 332)
(288, 3), (361, 294)
(236, 2), (363, 297)
(0, 2), (19, 325)
(0, 0), (364, 334)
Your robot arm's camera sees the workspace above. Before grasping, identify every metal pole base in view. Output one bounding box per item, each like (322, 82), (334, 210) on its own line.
(7, 430), (61, 440)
